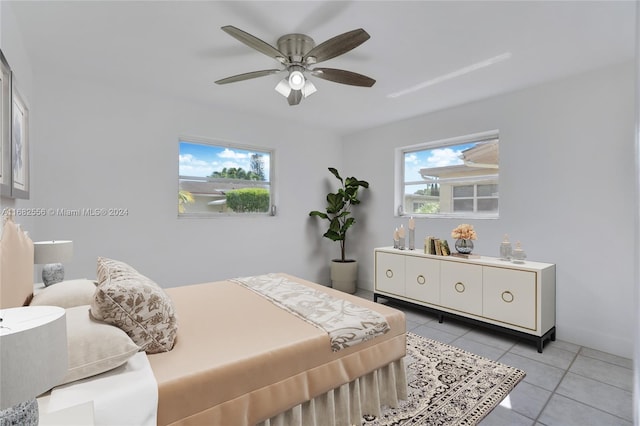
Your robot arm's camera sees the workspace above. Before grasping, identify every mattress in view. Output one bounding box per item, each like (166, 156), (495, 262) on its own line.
(147, 273), (406, 426)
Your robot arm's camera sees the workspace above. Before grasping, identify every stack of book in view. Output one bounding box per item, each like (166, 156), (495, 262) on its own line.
(424, 237), (480, 258)
(424, 237), (451, 256)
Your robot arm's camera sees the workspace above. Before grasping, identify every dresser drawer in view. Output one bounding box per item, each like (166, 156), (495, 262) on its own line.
(375, 251), (405, 296)
(483, 267), (536, 330)
(440, 261), (482, 316)
(405, 256), (440, 304)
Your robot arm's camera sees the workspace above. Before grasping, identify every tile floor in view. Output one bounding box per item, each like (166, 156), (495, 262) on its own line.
(355, 290), (634, 426)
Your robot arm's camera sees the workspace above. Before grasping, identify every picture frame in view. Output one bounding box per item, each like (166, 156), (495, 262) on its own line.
(11, 82), (29, 199)
(0, 50), (11, 197)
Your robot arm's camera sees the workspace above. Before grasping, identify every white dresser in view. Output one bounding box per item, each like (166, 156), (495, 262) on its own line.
(374, 247), (556, 352)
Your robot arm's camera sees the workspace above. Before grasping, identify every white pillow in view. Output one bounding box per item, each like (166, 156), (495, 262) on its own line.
(30, 279), (97, 309)
(60, 305), (139, 385)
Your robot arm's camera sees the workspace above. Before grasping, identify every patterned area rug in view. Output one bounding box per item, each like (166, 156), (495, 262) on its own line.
(363, 332), (526, 426)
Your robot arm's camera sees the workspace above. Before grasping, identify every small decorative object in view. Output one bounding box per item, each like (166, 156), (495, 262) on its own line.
(511, 241), (526, 263)
(398, 224), (406, 250)
(500, 234), (512, 261)
(451, 224), (477, 254)
(454, 238), (474, 254)
(408, 217), (415, 250)
(393, 228), (399, 249)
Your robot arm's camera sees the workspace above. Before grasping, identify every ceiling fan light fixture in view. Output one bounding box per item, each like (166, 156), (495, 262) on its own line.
(275, 78), (292, 97)
(288, 69), (306, 90)
(216, 26), (375, 105)
(301, 80), (317, 98)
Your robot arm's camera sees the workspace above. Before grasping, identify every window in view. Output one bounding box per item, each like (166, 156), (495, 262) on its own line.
(178, 138), (274, 216)
(397, 131), (499, 218)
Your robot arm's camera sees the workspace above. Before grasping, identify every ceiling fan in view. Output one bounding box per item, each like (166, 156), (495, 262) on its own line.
(215, 26), (376, 106)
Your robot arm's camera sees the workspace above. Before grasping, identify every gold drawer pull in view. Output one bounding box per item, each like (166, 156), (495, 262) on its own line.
(501, 291), (514, 303)
(417, 275), (426, 285)
(455, 282), (465, 293)
(385, 269), (394, 279)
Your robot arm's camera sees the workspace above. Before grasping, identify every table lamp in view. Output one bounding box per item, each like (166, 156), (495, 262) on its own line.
(0, 306), (68, 425)
(33, 241), (73, 286)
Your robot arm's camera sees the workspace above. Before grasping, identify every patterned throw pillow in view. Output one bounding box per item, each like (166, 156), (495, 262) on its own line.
(90, 257), (178, 353)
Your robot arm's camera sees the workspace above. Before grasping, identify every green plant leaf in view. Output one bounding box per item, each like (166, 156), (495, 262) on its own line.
(328, 167), (343, 184)
(309, 210), (328, 219)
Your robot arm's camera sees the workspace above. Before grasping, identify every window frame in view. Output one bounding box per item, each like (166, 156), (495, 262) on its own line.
(452, 183), (499, 213)
(178, 136), (275, 218)
(395, 130), (499, 219)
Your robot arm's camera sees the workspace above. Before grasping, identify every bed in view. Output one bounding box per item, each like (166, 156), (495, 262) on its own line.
(0, 214), (407, 426)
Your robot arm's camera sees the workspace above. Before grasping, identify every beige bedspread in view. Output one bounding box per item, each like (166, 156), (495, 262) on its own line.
(148, 273), (406, 426)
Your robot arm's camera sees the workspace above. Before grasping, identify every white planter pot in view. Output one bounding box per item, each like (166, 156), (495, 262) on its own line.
(330, 260), (358, 293)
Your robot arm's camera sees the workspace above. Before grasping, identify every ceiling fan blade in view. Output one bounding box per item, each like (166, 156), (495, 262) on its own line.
(215, 69), (282, 85)
(288, 90), (303, 106)
(303, 28), (370, 63)
(310, 68), (376, 87)
(221, 26), (286, 62)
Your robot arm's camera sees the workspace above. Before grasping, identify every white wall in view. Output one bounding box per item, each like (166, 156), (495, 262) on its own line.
(344, 61), (636, 358)
(27, 70), (342, 288)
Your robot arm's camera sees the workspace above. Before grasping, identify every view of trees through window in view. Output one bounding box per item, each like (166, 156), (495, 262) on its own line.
(400, 133), (499, 217)
(178, 139), (272, 216)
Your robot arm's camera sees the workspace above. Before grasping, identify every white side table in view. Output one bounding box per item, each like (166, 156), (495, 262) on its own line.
(0, 306), (68, 425)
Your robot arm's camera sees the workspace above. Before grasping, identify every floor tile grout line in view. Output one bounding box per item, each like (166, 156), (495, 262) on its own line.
(565, 370), (634, 394)
(531, 346), (582, 425)
(547, 393), (634, 424)
(577, 352), (633, 371)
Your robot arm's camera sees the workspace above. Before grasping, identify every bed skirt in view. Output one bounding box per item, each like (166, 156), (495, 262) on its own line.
(258, 358), (407, 426)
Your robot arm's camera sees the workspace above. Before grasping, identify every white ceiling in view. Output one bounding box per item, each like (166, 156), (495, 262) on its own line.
(8, 1), (637, 136)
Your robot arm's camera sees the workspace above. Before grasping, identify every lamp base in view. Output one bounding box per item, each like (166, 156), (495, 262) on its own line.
(42, 263), (64, 287)
(0, 398), (38, 426)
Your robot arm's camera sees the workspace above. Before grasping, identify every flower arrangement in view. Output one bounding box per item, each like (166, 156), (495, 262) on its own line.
(451, 224), (477, 240)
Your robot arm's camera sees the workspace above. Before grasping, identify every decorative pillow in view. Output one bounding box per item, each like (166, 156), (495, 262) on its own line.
(61, 305), (139, 385)
(90, 257), (178, 353)
(30, 279), (97, 309)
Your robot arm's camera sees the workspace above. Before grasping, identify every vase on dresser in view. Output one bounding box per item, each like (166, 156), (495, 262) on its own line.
(454, 239), (474, 254)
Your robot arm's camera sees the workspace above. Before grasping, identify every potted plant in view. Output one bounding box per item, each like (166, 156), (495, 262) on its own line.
(309, 167), (369, 293)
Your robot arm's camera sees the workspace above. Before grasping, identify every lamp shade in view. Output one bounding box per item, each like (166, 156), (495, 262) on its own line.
(33, 241), (73, 264)
(0, 306), (68, 410)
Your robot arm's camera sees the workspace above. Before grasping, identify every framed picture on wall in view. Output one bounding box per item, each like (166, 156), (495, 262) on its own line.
(11, 83), (29, 199)
(0, 50), (11, 197)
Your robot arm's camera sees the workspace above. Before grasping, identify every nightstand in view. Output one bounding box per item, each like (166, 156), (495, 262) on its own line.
(0, 306), (67, 425)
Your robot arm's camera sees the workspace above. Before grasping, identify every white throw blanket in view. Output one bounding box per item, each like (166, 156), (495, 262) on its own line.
(232, 273), (390, 351)
(44, 352), (158, 426)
